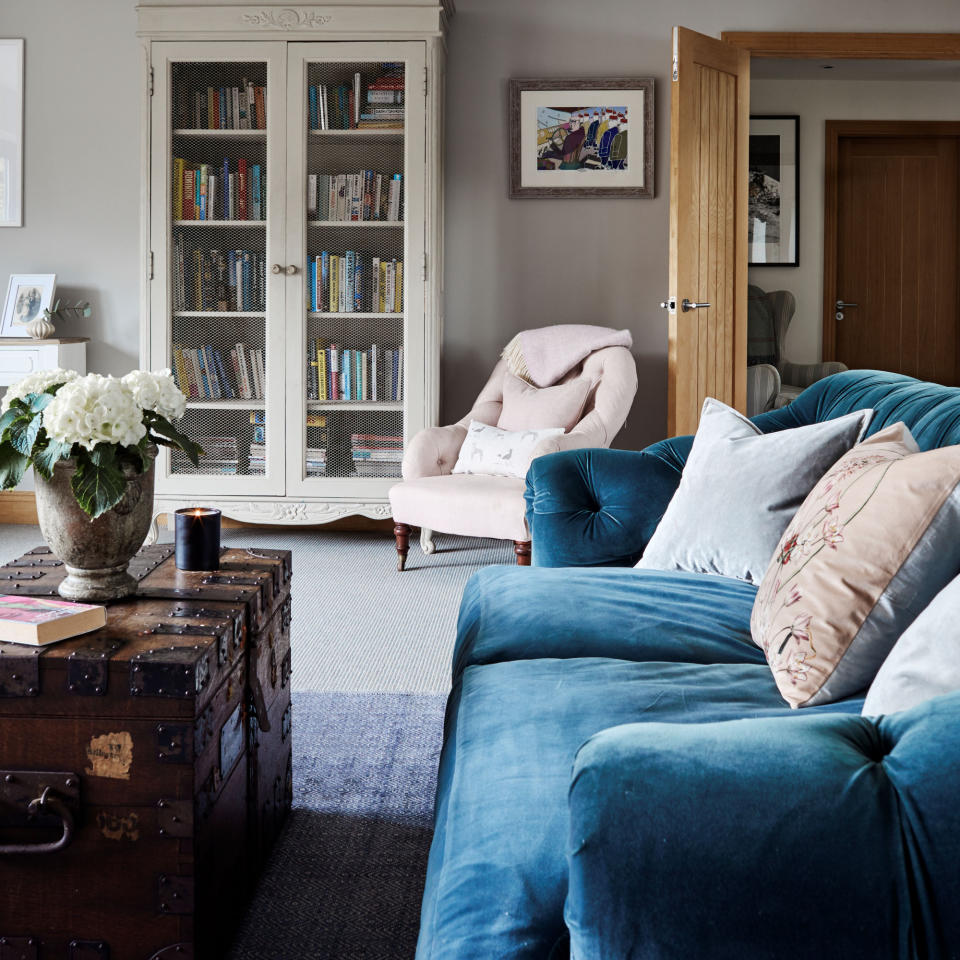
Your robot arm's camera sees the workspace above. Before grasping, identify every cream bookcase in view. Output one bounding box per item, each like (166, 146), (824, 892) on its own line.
(137, 2), (450, 530)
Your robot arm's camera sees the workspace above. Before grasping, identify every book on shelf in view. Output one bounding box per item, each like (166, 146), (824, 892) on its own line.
(351, 432), (403, 478)
(173, 343), (266, 401)
(306, 341), (403, 402)
(174, 79), (266, 131)
(307, 251), (403, 314)
(0, 595), (107, 647)
(306, 171), (402, 222)
(172, 241), (266, 312)
(174, 436), (240, 475)
(309, 66), (404, 131)
(173, 158), (264, 221)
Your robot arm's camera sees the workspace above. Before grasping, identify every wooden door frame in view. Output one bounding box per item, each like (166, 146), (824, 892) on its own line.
(821, 120), (960, 361)
(719, 32), (960, 363)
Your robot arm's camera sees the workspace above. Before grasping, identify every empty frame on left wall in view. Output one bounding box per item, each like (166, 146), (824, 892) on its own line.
(0, 39), (23, 228)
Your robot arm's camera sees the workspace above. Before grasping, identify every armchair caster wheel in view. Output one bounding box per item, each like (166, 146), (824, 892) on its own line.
(421, 528), (436, 555)
(394, 523), (411, 572)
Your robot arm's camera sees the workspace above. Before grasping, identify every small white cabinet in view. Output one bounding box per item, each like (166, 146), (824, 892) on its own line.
(137, 1), (451, 527)
(0, 338), (88, 387)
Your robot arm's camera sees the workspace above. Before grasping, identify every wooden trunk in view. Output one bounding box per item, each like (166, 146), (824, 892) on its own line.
(0, 545), (293, 959)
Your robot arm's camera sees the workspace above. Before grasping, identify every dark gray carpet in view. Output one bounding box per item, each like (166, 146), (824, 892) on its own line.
(230, 691), (446, 960)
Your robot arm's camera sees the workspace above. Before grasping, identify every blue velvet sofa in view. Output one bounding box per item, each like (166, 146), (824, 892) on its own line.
(416, 371), (960, 960)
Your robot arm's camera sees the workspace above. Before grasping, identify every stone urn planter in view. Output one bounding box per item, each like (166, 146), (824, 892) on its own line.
(34, 447), (157, 602)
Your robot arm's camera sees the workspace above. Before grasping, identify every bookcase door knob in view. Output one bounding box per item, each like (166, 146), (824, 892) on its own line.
(272, 264), (283, 274)
(285, 265), (299, 276)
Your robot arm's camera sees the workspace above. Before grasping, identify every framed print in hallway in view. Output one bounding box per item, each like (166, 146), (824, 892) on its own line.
(748, 115), (799, 266)
(509, 77), (654, 198)
(0, 39), (24, 228)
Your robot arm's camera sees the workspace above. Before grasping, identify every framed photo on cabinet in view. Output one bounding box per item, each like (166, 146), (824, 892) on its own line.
(509, 77), (654, 198)
(748, 115), (799, 266)
(1, 273), (56, 338)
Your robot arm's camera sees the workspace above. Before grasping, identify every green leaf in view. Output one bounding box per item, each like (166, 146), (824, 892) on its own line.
(25, 391), (54, 413)
(32, 438), (73, 481)
(0, 443), (30, 490)
(0, 406), (23, 439)
(147, 414), (203, 466)
(8, 411), (42, 457)
(71, 445), (127, 518)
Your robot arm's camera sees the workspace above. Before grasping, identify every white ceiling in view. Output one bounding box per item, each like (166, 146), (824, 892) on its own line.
(750, 58), (960, 81)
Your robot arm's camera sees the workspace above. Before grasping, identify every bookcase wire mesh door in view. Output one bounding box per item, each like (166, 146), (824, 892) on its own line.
(168, 60), (270, 480)
(302, 59), (406, 482)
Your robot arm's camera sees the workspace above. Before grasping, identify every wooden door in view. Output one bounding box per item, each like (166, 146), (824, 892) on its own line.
(825, 124), (960, 386)
(666, 26), (750, 436)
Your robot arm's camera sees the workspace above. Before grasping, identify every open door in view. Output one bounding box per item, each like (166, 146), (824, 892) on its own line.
(665, 26), (750, 436)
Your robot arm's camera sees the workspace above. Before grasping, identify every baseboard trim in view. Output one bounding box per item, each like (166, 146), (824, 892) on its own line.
(0, 491), (392, 533)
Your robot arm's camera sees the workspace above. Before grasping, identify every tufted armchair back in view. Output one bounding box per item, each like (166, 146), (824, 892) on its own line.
(403, 345), (637, 479)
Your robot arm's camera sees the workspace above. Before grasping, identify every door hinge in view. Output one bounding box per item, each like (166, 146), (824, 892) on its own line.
(149, 66), (155, 96)
(420, 252), (428, 281)
(672, 28), (679, 82)
(149, 251), (155, 281)
(423, 66), (428, 97)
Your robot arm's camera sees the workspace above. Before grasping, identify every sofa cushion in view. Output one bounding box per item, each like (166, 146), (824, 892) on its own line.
(752, 423), (960, 708)
(497, 371), (594, 432)
(453, 566), (766, 685)
(452, 420), (564, 480)
(636, 398), (871, 584)
(863, 575), (960, 716)
(417, 655), (863, 960)
(389, 474), (529, 541)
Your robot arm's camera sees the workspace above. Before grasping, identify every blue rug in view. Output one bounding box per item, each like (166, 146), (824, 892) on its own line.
(230, 692), (446, 960)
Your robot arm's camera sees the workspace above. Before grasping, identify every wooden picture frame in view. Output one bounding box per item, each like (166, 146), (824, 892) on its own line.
(748, 114), (799, 266)
(509, 77), (654, 199)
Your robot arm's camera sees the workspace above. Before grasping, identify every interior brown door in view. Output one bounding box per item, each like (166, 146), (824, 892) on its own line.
(826, 124), (960, 386)
(666, 26), (750, 436)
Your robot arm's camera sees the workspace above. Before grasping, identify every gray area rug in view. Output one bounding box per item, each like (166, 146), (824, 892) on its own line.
(230, 691), (445, 960)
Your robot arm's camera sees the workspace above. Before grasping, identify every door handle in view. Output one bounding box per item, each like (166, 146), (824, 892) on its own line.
(285, 265), (299, 276)
(835, 300), (859, 309)
(659, 297), (677, 312)
(271, 264), (283, 274)
(681, 299), (711, 312)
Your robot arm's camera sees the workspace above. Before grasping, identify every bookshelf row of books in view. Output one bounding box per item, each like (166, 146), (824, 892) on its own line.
(352, 433), (403, 478)
(308, 66), (404, 131)
(307, 252), (403, 314)
(173, 343), (267, 401)
(306, 343), (404, 402)
(176, 81), (267, 131)
(174, 436), (241, 475)
(173, 241), (266, 312)
(307, 171), (402, 222)
(173, 158), (265, 221)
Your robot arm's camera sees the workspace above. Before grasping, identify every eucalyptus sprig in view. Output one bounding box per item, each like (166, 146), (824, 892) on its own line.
(42, 299), (92, 326)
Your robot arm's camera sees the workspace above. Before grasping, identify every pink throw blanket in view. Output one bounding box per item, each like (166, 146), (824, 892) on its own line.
(502, 324), (633, 387)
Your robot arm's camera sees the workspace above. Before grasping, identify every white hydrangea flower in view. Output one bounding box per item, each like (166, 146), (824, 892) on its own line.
(1, 368), (79, 413)
(121, 368), (187, 421)
(44, 374), (147, 451)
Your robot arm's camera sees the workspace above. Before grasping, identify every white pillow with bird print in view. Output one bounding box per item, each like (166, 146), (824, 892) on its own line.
(452, 420), (564, 480)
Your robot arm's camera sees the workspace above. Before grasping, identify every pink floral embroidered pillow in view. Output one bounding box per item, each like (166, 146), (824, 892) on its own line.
(751, 423), (960, 708)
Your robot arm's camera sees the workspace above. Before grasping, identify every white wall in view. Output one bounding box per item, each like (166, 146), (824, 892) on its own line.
(748, 76), (960, 365)
(2, 0), (960, 451)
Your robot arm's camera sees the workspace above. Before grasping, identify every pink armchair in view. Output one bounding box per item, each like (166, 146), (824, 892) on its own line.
(389, 344), (637, 569)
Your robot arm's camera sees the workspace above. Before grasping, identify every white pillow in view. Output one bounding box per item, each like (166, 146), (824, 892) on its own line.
(452, 420), (564, 480)
(636, 398), (873, 584)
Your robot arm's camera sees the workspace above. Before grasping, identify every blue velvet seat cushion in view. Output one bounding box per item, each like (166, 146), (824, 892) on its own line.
(453, 566), (766, 684)
(416, 656), (863, 960)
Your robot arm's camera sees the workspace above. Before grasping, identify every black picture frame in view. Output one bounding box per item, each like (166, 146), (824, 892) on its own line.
(748, 115), (799, 266)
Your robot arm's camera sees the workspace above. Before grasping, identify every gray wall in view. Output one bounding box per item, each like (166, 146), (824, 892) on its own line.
(1, 0), (959, 451)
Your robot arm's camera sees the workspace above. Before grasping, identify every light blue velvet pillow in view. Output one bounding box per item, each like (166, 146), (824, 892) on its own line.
(863, 575), (960, 716)
(636, 398), (873, 585)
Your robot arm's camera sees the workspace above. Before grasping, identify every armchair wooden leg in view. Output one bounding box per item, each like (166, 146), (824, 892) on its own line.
(514, 541), (531, 566)
(394, 523), (411, 571)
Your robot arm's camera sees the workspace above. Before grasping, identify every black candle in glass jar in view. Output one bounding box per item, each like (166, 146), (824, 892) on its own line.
(174, 507), (221, 571)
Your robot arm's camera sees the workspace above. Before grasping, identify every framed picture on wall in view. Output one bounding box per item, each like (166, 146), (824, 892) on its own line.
(748, 115), (799, 266)
(509, 77), (654, 198)
(1, 274), (57, 338)
(0, 39), (24, 228)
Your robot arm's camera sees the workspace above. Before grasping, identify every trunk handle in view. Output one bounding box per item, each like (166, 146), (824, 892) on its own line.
(0, 786), (75, 856)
